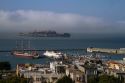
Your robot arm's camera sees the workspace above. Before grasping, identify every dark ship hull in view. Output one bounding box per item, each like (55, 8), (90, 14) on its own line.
(12, 51), (39, 59)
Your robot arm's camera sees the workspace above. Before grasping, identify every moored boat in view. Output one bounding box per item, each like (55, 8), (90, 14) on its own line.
(12, 40), (39, 59)
(43, 51), (63, 59)
(12, 51), (39, 59)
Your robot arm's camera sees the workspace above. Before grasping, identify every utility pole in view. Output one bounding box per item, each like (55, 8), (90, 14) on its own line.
(85, 69), (88, 83)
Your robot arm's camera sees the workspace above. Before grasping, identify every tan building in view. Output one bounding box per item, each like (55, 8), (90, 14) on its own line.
(106, 61), (123, 70)
(66, 65), (84, 83)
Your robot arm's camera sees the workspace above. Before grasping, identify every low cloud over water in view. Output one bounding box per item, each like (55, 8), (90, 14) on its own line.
(0, 10), (124, 34)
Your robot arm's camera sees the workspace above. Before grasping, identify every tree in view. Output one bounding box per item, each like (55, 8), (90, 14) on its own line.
(88, 74), (123, 83)
(98, 75), (120, 83)
(56, 75), (73, 83)
(0, 62), (11, 70)
(88, 76), (98, 83)
(0, 76), (27, 83)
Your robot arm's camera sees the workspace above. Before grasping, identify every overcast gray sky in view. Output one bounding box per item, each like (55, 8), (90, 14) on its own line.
(0, 0), (125, 34)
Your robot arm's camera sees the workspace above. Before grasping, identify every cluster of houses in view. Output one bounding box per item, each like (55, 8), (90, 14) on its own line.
(105, 59), (125, 80)
(16, 55), (125, 83)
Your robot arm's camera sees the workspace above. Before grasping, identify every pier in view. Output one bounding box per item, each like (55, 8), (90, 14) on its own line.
(87, 47), (125, 54)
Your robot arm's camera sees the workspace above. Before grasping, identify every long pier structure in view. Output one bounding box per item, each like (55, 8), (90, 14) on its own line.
(87, 47), (125, 54)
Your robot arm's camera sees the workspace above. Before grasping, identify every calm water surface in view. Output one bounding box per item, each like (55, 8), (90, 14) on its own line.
(0, 34), (125, 69)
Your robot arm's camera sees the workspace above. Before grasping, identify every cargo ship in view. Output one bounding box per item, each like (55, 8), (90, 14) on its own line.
(19, 30), (71, 37)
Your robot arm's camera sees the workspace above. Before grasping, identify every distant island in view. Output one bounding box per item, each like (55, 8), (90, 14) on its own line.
(19, 30), (71, 38)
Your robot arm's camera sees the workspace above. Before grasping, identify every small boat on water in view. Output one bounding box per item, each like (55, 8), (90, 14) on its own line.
(12, 40), (39, 59)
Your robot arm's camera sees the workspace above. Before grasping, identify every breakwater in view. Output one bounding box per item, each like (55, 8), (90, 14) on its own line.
(87, 47), (125, 54)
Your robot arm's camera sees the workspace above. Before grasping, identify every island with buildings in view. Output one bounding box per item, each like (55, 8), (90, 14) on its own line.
(19, 30), (71, 38)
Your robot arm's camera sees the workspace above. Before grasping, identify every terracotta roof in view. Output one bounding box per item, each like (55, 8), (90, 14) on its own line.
(107, 61), (119, 64)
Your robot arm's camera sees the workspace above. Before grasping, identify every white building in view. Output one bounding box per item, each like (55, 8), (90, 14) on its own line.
(50, 61), (66, 74)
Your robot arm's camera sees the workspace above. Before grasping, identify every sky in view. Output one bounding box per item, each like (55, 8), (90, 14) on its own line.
(0, 0), (125, 34)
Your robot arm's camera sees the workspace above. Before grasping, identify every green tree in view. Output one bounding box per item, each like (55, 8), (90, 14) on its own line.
(88, 74), (123, 83)
(0, 76), (27, 83)
(98, 75), (122, 83)
(56, 75), (73, 83)
(88, 76), (98, 83)
(0, 62), (11, 70)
